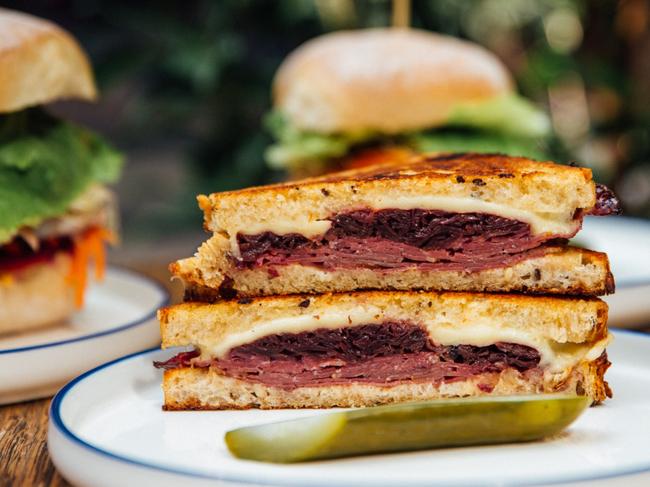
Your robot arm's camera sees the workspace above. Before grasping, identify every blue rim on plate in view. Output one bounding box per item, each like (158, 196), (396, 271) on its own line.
(0, 266), (169, 355)
(49, 329), (650, 487)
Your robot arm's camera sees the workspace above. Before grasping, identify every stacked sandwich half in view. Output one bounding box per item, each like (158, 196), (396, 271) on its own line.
(157, 153), (619, 409)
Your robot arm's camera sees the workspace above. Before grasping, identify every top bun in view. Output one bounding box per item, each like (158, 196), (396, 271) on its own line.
(273, 28), (513, 134)
(0, 8), (97, 113)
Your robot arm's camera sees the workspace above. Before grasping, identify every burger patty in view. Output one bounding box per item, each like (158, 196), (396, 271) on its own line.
(154, 322), (541, 390)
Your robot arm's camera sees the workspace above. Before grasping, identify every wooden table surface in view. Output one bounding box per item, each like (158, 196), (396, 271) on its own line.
(0, 263), (647, 486)
(0, 262), (182, 487)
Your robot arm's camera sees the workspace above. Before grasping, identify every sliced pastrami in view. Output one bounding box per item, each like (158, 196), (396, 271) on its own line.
(236, 209), (564, 272)
(154, 322), (541, 390)
(327, 209), (531, 248)
(591, 184), (622, 216)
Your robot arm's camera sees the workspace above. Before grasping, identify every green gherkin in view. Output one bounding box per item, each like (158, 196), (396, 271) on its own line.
(225, 394), (589, 463)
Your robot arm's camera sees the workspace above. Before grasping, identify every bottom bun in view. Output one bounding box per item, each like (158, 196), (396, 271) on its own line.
(0, 253), (75, 335)
(162, 353), (611, 410)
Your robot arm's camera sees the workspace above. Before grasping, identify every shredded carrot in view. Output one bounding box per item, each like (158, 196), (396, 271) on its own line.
(66, 227), (114, 308)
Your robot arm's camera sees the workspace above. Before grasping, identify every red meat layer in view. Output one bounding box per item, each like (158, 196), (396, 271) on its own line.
(154, 322), (541, 390)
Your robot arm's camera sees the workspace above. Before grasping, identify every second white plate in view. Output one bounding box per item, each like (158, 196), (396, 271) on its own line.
(0, 266), (169, 404)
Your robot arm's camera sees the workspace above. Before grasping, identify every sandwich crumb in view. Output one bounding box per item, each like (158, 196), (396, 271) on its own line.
(298, 299), (310, 308)
(321, 188), (331, 196)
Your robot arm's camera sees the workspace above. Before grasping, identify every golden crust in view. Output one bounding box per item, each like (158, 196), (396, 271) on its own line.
(0, 8), (96, 112)
(273, 28), (513, 134)
(201, 152), (592, 200)
(161, 352), (611, 410)
(198, 153), (597, 237)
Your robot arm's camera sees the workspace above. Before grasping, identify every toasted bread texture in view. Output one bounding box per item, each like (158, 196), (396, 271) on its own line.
(0, 8), (96, 112)
(198, 153), (597, 241)
(174, 236), (614, 298)
(0, 252), (74, 334)
(161, 352), (611, 409)
(160, 291), (609, 355)
(273, 29), (512, 134)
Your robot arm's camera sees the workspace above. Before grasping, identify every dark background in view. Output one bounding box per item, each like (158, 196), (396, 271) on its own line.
(4, 0), (649, 266)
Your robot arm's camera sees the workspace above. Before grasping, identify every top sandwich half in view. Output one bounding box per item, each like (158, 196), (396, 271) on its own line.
(174, 153), (619, 299)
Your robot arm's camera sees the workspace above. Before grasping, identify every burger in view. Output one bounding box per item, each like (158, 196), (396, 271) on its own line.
(0, 8), (123, 334)
(265, 28), (550, 176)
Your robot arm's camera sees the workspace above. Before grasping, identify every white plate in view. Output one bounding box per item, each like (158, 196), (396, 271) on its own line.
(0, 267), (168, 404)
(579, 216), (650, 328)
(49, 330), (650, 487)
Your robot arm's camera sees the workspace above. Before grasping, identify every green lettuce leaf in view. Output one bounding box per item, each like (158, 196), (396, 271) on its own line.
(264, 111), (373, 171)
(408, 130), (548, 161)
(264, 94), (550, 171)
(447, 94), (550, 138)
(0, 109), (123, 243)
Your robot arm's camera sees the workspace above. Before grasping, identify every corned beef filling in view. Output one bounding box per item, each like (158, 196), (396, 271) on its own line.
(154, 322), (541, 390)
(0, 236), (73, 273)
(590, 184), (622, 216)
(236, 209), (561, 272)
(234, 185), (619, 272)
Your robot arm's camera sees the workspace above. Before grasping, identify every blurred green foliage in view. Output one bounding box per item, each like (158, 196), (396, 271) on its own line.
(6, 0), (650, 222)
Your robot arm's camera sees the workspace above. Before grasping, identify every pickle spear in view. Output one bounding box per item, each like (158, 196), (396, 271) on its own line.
(225, 394), (589, 463)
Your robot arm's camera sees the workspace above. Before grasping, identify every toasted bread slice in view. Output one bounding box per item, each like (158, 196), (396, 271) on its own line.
(199, 153), (599, 243)
(160, 291), (609, 353)
(162, 352), (611, 409)
(173, 238), (614, 298)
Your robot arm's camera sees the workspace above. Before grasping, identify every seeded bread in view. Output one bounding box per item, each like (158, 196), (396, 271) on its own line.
(160, 291), (609, 353)
(173, 236), (614, 298)
(198, 154), (597, 242)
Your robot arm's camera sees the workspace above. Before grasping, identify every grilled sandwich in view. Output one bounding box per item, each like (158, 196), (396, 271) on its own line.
(173, 153), (618, 299)
(156, 291), (611, 410)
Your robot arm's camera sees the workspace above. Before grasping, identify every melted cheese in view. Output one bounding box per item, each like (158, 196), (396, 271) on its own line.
(370, 196), (575, 235)
(227, 195), (578, 256)
(204, 311), (610, 375)
(209, 307), (381, 357)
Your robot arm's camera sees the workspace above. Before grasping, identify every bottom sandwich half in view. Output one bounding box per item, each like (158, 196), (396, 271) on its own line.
(156, 291), (612, 410)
